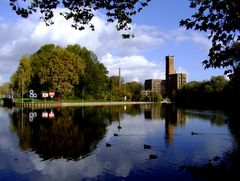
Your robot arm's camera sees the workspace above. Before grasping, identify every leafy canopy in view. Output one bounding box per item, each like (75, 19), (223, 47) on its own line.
(66, 44), (109, 99)
(11, 44), (86, 97)
(34, 45), (85, 96)
(180, 0), (240, 79)
(9, 0), (151, 38)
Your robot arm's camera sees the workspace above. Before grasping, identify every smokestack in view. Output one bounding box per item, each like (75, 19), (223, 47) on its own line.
(119, 68), (121, 88)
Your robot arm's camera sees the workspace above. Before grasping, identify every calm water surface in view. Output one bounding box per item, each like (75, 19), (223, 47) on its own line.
(0, 104), (239, 181)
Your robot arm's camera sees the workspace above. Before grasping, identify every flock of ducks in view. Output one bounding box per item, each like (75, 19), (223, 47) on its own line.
(105, 131), (158, 160)
(106, 130), (203, 159)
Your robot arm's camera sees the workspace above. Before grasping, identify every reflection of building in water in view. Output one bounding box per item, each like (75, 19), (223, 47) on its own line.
(164, 104), (187, 144)
(142, 104), (187, 145)
(142, 104), (186, 134)
(142, 104), (165, 120)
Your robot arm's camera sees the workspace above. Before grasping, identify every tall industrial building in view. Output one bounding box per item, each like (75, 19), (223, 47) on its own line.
(141, 55), (187, 98)
(165, 56), (176, 77)
(165, 56), (186, 98)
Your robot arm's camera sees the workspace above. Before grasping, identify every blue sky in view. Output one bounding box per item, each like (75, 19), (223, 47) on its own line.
(0, 0), (225, 86)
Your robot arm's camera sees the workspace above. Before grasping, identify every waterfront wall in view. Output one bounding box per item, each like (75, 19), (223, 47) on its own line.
(14, 101), (152, 108)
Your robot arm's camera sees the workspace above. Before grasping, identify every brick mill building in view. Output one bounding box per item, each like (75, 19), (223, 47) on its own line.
(141, 56), (187, 98)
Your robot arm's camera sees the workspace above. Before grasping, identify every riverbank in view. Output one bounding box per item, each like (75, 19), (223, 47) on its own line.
(14, 101), (152, 108)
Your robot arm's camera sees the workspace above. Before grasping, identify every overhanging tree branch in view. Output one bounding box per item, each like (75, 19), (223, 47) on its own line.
(180, 0), (240, 79)
(9, 0), (151, 38)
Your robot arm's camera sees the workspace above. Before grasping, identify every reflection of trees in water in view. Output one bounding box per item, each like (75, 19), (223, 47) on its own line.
(185, 109), (226, 126)
(9, 105), (143, 160)
(8, 104), (240, 179)
(125, 104), (142, 116)
(226, 110), (240, 148)
(143, 104), (164, 120)
(9, 107), (108, 160)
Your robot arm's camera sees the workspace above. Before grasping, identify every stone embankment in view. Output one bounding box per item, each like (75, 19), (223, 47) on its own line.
(15, 101), (152, 107)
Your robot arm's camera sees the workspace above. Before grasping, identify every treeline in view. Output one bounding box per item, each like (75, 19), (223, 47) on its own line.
(177, 75), (240, 106)
(3, 44), (143, 101)
(2, 43), (239, 104)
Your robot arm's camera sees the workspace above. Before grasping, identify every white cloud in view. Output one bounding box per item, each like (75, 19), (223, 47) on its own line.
(0, 8), (214, 86)
(166, 28), (211, 51)
(102, 53), (165, 83)
(0, 9), (164, 86)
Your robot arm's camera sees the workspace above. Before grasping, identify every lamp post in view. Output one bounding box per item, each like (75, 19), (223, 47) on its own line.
(21, 71), (24, 104)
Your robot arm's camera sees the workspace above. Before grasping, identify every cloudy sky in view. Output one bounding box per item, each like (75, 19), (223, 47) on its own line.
(0, 0), (225, 86)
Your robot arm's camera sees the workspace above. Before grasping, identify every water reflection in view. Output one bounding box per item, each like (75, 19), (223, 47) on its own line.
(143, 104), (186, 144)
(1, 104), (239, 180)
(10, 107), (108, 160)
(8, 105), (146, 161)
(9, 104), (233, 161)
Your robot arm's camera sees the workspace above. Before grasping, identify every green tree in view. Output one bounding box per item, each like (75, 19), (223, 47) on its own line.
(125, 81), (143, 93)
(125, 81), (143, 100)
(210, 76), (228, 93)
(180, 0), (240, 80)
(11, 56), (32, 97)
(9, 0), (150, 38)
(11, 44), (85, 98)
(0, 82), (11, 97)
(109, 75), (123, 88)
(34, 45), (85, 97)
(222, 42), (240, 94)
(108, 75), (125, 101)
(178, 76), (229, 104)
(149, 92), (162, 102)
(66, 44), (109, 99)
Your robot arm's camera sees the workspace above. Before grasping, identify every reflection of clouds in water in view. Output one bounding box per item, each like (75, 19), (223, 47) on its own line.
(1, 115), (106, 179)
(0, 110), (36, 174)
(0, 137), (36, 175)
(0, 135), (16, 151)
(30, 154), (104, 181)
(0, 110), (20, 170)
(0, 107), (235, 180)
(97, 114), (164, 177)
(0, 109), (11, 136)
(191, 134), (233, 162)
(29, 147), (141, 181)
(164, 119), (233, 165)
(0, 112), (160, 180)
(0, 110), (101, 180)
(99, 147), (135, 177)
(105, 114), (148, 141)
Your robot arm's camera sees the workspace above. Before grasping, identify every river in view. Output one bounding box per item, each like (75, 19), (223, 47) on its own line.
(0, 104), (239, 181)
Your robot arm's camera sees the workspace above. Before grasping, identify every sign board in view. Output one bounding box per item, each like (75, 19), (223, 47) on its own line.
(49, 92), (55, 98)
(42, 93), (49, 98)
(29, 89), (37, 98)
